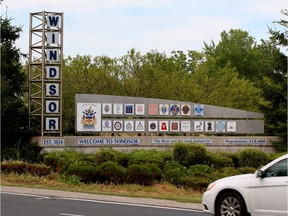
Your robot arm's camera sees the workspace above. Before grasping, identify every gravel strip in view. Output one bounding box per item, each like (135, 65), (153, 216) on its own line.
(1, 186), (203, 211)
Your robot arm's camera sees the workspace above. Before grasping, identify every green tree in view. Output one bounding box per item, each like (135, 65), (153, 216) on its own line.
(62, 54), (121, 134)
(188, 57), (262, 112)
(258, 10), (287, 152)
(1, 18), (40, 160)
(117, 49), (171, 98)
(203, 29), (263, 81)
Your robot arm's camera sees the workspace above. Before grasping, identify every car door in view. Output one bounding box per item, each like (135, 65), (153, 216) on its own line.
(249, 158), (288, 216)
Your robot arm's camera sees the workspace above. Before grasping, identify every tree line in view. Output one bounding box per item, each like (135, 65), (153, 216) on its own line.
(1, 10), (287, 161)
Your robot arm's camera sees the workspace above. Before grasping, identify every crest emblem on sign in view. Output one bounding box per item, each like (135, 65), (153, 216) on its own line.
(81, 106), (97, 129)
(170, 104), (180, 115)
(181, 105), (190, 115)
(159, 104), (169, 115)
(114, 121), (122, 131)
(194, 104), (204, 116)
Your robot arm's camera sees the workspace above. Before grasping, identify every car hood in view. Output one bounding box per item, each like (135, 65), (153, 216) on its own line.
(216, 173), (255, 184)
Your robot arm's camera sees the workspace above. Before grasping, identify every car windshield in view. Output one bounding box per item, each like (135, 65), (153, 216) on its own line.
(264, 158), (288, 177)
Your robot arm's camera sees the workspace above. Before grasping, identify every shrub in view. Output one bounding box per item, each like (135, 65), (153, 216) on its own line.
(215, 167), (241, 178)
(146, 164), (162, 182)
(43, 153), (61, 172)
(1, 160), (28, 174)
(206, 151), (233, 169)
(96, 162), (126, 184)
(238, 148), (269, 168)
(237, 167), (256, 174)
(128, 150), (164, 169)
(178, 176), (211, 191)
(66, 162), (97, 183)
(43, 150), (88, 173)
(188, 164), (215, 176)
(173, 143), (188, 166)
(159, 149), (173, 163)
(126, 164), (154, 186)
(116, 152), (130, 168)
(163, 162), (187, 185)
(173, 143), (207, 167)
(1, 142), (42, 163)
(1, 160), (51, 176)
(94, 149), (123, 165)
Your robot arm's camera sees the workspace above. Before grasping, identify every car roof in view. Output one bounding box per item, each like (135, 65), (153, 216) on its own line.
(260, 153), (288, 171)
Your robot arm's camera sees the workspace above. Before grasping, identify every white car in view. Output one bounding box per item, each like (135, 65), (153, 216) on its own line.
(202, 154), (288, 216)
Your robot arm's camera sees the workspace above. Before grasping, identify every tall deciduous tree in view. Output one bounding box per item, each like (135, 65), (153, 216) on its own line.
(188, 57), (262, 112)
(203, 29), (262, 81)
(62, 54), (121, 134)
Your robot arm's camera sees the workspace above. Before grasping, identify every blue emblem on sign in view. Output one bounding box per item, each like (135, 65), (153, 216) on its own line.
(125, 104), (134, 115)
(160, 105), (168, 114)
(194, 104), (204, 116)
(170, 104), (180, 115)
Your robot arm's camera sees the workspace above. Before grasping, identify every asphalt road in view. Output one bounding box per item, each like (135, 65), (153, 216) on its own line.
(1, 193), (208, 216)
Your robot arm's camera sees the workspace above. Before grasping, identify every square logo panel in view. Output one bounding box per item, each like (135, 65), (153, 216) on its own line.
(181, 104), (191, 116)
(135, 104), (145, 115)
(102, 103), (112, 115)
(159, 121), (169, 132)
(113, 120), (123, 131)
(148, 121), (158, 132)
(102, 120), (112, 131)
(113, 103), (123, 115)
(124, 104), (134, 115)
(194, 121), (204, 132)
(170, 121), (180, 132)
(135, 120), (145, 132)
(159, 104), (169, 115)
(124, 120), (134, 132)
(148, 104), (158, 115)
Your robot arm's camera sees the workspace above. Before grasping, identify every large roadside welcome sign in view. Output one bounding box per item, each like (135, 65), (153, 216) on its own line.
(75, 94), (264, 134)
(29, 11), (63, 136)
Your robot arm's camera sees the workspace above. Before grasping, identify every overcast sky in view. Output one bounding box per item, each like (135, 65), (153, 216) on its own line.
(2, 0), (287, 59)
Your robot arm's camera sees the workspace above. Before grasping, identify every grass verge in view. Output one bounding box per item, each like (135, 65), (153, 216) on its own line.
(1, 173), (203, 203)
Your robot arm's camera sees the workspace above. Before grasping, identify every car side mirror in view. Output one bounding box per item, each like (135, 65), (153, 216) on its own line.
(256, 170), (264, 178)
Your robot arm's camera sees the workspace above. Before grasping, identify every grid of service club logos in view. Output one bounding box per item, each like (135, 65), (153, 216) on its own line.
(77, 103), (236, 133)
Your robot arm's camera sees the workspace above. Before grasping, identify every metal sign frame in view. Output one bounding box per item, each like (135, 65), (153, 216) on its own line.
(28, 11), (63, 136)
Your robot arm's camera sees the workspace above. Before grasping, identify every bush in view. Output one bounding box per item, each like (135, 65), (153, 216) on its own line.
(96, 162), (126, 184)
(128, 150), (164, 170)
(94, 149), (123, 165)
(1, 142), (42, 163)
(172, 143), (187, 165)
(163, 162), (187, 185)
(173, 143), (207, 167)
(1, 160), (51, 176)
(146, 164), (162, 182)
(66, 162), (97, 183)
(117, 152), (131, 168)
(43, 150), (88, 173)
(126, 164), (154, 186)
(206, 151), (234, 169)
(43, 153), (61, 172)
(178, 176), (211, 191)
(159, 149), (173, 163)
(188, 164), (215, 176)
(1, 160), (27, 174)
(237, 167), (256, 174)
(238, 148), (269, 168)
(215, 167), (241, 178)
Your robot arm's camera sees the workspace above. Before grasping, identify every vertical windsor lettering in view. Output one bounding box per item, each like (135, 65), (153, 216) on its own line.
(47, 16), (60, 27)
